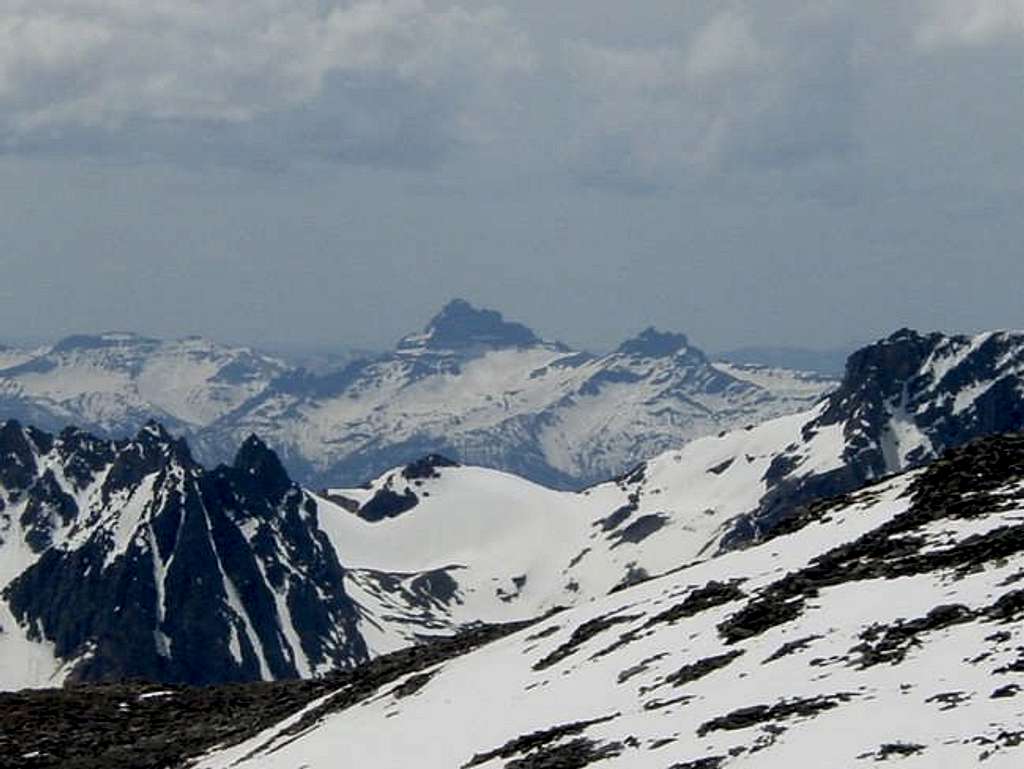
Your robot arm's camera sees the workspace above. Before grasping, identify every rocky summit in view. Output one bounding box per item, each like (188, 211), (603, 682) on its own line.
(0, 421), (366, 688)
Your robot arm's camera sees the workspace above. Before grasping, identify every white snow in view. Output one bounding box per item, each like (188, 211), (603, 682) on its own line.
(196, 467), (1024, 769)
(222, 341), (834, 487)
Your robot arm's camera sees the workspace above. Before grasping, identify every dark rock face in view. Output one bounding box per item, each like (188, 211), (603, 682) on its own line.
(0, 420), (38, 490)
(359, 487), (419, 522)
(730, 329), (1024, 545)
(616, 328), (693, 359)
(400, 299), (542, 352)
(232, 433), (293, 502)
(402, 454), (459, 480)
(818, 329), (1024, 472)
(0, 421), (367, 686)
(463, 714), (621, 768)
(20, 470), (78, 552)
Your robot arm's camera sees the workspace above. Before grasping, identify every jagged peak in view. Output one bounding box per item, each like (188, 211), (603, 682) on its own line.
(397, 299), (542, 352)
(233, 433), (292, 498)
(615, 327), (700, 360)
(123, 421), (195, 470)
(1, 417), (24, 434)
(136, 419), (173, 443)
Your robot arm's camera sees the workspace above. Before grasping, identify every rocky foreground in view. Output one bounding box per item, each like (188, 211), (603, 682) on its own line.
(0, 621), (533, 769)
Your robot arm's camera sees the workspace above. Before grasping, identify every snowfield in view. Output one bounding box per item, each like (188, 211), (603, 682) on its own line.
(194, 435), (1024, 768)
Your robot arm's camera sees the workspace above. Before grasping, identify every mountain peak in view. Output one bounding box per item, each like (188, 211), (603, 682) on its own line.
(615, 327), (697, 359)
(130, 420), (195, 468)
(233, 434), (292, 499)
(398, 299), (541, 352)
(822, 329), (948, 423)
(136, 419), (173, 443)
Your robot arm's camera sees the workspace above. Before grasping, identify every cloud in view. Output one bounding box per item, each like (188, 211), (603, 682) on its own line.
(684, 10), (764, 83)
(0, 0), (533, 166)
(557, 0), (1024, 194)
(562, 6), (864, 190)
(915, 0), (1024, 49)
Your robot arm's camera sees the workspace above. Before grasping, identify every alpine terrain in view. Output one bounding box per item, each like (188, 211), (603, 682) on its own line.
(2, 327), (1024, 693)
(0, 333), (287, 438)
(192, 431), (1024, 769)
(200, 299), (833, 489)
(4, 430), (1024, 767)
(0, 301), (834, 490)
(0, 420), (367, 690)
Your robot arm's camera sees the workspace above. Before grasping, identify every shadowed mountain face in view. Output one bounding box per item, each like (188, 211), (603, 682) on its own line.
(397, 298), (544, 351)
(729, 328), (1024, 542)
(0, 421), (366, 687)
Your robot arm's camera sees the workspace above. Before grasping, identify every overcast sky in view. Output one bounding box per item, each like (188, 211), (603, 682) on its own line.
(2, 1), (1023, 353)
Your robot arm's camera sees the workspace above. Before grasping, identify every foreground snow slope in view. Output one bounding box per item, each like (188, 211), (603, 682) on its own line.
(196, 433), (1024, 769)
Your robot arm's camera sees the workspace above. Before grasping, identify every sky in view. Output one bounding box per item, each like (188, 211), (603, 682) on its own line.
(2, 1), (1023, 354)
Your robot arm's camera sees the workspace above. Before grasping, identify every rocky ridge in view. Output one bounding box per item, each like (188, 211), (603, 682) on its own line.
(0, 420), (366, 688)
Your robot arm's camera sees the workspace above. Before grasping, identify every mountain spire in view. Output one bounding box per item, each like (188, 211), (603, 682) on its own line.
(398, 299), (542, 352)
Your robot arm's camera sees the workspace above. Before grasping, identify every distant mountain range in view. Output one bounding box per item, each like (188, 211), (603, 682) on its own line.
(0, 300), (834, 489)
(717, 343), (856, 377)
(3, 326), (1024, 691)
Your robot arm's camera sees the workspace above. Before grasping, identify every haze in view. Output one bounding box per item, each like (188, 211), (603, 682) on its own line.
(2, 1), (1022, 353)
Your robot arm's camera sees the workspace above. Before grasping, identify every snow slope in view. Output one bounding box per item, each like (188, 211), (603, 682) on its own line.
(0, 333), (287, 435)
(195, 433), (1024, 769)
(311, 327), (1024, 652)
(0, 345), (43, 370)
(309, 402), (847, 654)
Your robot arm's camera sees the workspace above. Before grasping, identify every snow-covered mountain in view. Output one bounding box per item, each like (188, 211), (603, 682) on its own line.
(200, 299), (833, 489)
(190, 430), (1024, 769)
(0, 420), (366, 689)
(312, 327), (1024, 651)
(0, 305), (832, 490)
(0, 343), (44, 371)
(0, 332), (287, 437)
(2, 326), (1023, 691)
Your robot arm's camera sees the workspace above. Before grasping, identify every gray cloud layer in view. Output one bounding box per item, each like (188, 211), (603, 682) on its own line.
(1, 1), (533, 165)
(1, 1), (1023, 352)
